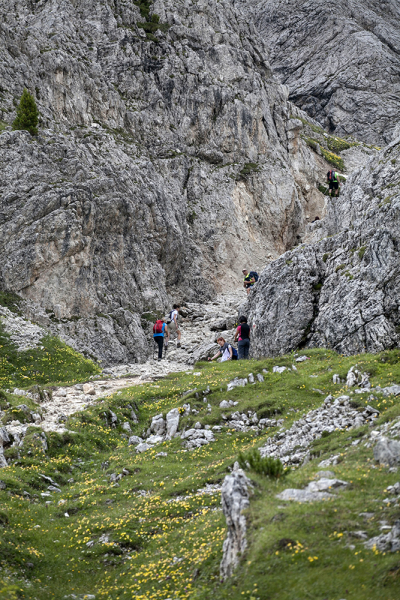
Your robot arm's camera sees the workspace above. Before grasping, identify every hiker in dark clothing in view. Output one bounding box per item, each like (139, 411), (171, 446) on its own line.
(153, 318), (169, 360)
(234, 315), (250, 359)
(242, 269), (259, 295)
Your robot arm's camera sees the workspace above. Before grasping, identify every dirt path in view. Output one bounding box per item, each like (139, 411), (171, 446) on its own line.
(38, 291), (246, 433)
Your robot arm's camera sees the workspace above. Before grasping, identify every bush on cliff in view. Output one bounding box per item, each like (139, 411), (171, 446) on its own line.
(12, 88), (39, 136)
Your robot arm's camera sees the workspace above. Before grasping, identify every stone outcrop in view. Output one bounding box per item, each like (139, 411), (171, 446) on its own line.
(374, 437), (400, 467)
(365, 520), (400, 553)
(0, 0), (334, 365)
(277, 477), (348, 503)
(244, 136), (400, 357)
(235, 0), (400, 144)
(259, 394), (378, 466)
(220, 462), (251, 580)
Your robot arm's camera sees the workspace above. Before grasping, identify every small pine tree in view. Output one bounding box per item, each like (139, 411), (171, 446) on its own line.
(12, 89), (39, 136)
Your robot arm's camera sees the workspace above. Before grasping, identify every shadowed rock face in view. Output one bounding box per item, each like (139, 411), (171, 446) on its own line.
(245, 136), (400, 357)
(234, 0), (400, 144)
(0, 0), (327, 364)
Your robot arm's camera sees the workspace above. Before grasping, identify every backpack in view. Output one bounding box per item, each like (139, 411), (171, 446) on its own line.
(169, 309), (178, 322)
(153, 320), (164, 334)
(327, 170), (337, 182)
(249, 271), (259, 282)
(239, 323), (250, 339)
(231, 347), (238, 360)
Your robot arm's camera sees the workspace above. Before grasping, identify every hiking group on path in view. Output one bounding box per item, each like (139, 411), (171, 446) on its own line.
(152, 168), (339, 362)
(153, 269), (259, 362)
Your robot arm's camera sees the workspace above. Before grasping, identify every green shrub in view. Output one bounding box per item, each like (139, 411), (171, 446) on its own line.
(358, 246), (367, 259)
(327, 137), (356, 154)
(318, 184), (329, 195)
(238, 448), (286, 479)
(0, 290), (22, 314)
(295, 116), (325, 134)
(12, 89), (39, 136)
(322, 253), (330, 263)
(320, 147), (345, 171)
(335, 263), (345, 272)
(237, 162), (261, 180)
(135, 0), (170, 41)
(305, 137), (320, 153)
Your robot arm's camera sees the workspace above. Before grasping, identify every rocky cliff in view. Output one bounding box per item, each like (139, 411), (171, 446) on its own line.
(0, 0), (333, 364)
(245, 135), (400, 357)
(235, 0), (400, 145)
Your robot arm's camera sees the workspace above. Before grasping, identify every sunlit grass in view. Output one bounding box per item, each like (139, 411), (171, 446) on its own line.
(1, 349), (400, 598)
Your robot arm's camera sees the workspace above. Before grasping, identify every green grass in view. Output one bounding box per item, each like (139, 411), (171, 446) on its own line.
(0, 291), (23, 315)
(320, 147), (345, 171)
(237, 162), (261, 180)
(292, 116), (325, 135)
(133, 0), (170, 41)
(1, 350), (400, 599)
(327, 136), (358, 154)
(0, 325), (100, 389)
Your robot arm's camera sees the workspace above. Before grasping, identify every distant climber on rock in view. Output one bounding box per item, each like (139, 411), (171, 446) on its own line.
(242, 269), (259, 294)
(327, 170), (341, 198)
(169, 304), (182, 348)
(208, 337), (238, 362)
(234, 315), (250, 359)
(153, 318), (169, 361)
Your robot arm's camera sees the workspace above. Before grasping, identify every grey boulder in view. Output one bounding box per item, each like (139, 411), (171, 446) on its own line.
(374, 438), (400, 467)
(277, 478), (348, 503)
(166, 408), (180, 440)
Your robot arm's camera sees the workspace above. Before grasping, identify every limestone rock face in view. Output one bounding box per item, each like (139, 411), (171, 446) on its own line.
(0, 0), (329, 364)
(235, 0), (400, 144)
(245, 136), (400, 357)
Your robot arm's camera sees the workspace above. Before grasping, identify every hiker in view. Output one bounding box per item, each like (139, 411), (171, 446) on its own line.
(169, 303), (182, 348)
(208, 337), (237, 362)
(153, 318), (169, 361)
(326, 170), (341, 198)
(242, 269), (259, 294)
(234, 315), (250, 359)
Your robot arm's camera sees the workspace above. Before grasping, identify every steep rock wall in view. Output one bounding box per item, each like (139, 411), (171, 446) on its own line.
(234, 0), (400, 145)
(245, 136), (400, 356)
(0, 0), (327, 364)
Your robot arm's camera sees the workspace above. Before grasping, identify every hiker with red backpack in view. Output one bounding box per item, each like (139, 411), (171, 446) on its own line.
(327, 170), (341, 197)
(153, 318), (169, 361)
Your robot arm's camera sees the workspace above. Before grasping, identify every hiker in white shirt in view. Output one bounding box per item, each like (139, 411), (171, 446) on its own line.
(169, 303), (182, 348)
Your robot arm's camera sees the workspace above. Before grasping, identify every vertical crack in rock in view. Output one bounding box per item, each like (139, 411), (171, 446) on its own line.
(220, 462), (251, 580)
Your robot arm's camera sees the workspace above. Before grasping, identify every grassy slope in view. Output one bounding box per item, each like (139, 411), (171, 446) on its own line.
(0, 291), (101, 389)
(0, 350), (400, 599)
(0, 326), (101, 390)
